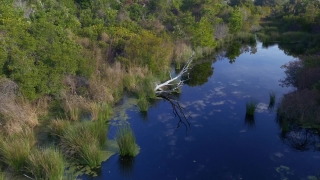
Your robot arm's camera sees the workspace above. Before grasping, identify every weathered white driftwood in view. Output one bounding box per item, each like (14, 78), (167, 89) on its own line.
(154, 51), (195, 94)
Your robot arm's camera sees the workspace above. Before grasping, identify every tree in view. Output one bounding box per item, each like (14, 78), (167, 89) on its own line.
(228, 7), (243, 33)
(192, 17), (216, 48)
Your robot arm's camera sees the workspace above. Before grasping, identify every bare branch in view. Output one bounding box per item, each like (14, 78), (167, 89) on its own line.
(154, 51), (194, 94)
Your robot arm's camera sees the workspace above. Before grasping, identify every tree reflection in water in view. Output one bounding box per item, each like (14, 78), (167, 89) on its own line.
(277, 118), (320, 151)
(186, 62), (213, 87)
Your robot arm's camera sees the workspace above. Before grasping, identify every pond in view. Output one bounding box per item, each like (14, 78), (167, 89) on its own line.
(83, 42), (320, 180)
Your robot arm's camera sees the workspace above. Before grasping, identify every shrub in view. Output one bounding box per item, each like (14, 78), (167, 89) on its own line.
(277, 89), (320, 124)
(27, 147), (65, 180)
(116, 126), (138, 157)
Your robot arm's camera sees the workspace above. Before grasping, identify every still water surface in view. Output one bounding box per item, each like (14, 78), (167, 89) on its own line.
(88, 42), (320, 179)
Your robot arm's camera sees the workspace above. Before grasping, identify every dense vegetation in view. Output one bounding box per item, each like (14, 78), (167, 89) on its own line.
(0, 0), (264, 178)
(2, 0), (319, 178)
(251, 0), (320, 132)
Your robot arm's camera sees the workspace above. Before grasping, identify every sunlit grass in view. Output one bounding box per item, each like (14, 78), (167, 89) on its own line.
(246, 100), (258, 116)
(137, 96), (149, 112)
(116, 126), (139, 157)
(27, 147), (65, 180)
(60, 120), (108, 167)
(0, 130), (35, 172)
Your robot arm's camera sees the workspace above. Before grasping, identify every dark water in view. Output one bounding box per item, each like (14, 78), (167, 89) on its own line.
(87, 43), (320, 180)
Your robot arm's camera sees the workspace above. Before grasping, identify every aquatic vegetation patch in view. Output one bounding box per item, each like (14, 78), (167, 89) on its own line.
(137, 96), (149, 112)
(269, 91), (276, 108)
(276, 165), (294, 180)
(245, 100), (258, 116)
(116, 126), (139, 157)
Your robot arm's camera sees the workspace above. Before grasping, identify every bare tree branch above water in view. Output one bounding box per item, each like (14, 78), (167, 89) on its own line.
(154, 51), (194, 95)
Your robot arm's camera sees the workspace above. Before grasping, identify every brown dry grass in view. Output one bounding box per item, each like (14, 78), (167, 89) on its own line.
(62, 93), (89, 121)
(124, 66), (149, 91)
(174, 41), (193, 69)
(32, 96), (52, 117)
(89, 62), (124, 103)
(0, 78), (38, 135)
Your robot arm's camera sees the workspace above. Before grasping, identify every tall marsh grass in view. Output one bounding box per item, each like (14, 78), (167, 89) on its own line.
(174, 41), (193, 70)
(0, 79), (38, 134)
(0, 130), (35, 172)
(27, 147), (65, 180)
(116, 126), (138, 157)
(246, 100), (258, 116)
(60, 120), (108, 167)
(137, 96), (149, 112)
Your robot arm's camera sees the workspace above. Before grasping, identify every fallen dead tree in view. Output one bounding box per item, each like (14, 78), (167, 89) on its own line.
(154, 52), (195, 131)
(154, 51), (195, 95)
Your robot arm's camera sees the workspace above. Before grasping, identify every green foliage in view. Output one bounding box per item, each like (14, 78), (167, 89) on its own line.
(228, 7), (243, 34)
(128, 3), (146, 21)
(192, 17), (216, 48)
(116, 125), (139, 157)
(27, 147), (65, 180)
(124, 30), (173, 74)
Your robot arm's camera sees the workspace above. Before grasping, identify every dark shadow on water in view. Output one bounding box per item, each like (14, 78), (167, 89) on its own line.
(244, 114), (255, 128)
(139, 111), (148, 122)
(118, 156), (135, 177)
(268, 102), (275, 110)
(276, 116), (320, 152)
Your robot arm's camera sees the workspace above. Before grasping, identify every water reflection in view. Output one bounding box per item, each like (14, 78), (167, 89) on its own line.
(244, 114), (255, 128)
(186, 62), (213, 87)
(118, 156), (135, 177)
(226, 43), (241, 63)
(277, 118), (320, 152)
(139, 111), (148, 122)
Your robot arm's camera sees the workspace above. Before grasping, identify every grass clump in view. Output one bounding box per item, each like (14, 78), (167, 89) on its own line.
(0, 129), (35, 172)
(116, 126), (139, 157)
(246, 100), (258, 116)
(60, 120), (108, 167)
(137, 96), (149, 112)
(269, 91), (276, 108)
(27, 147), (65, 180)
